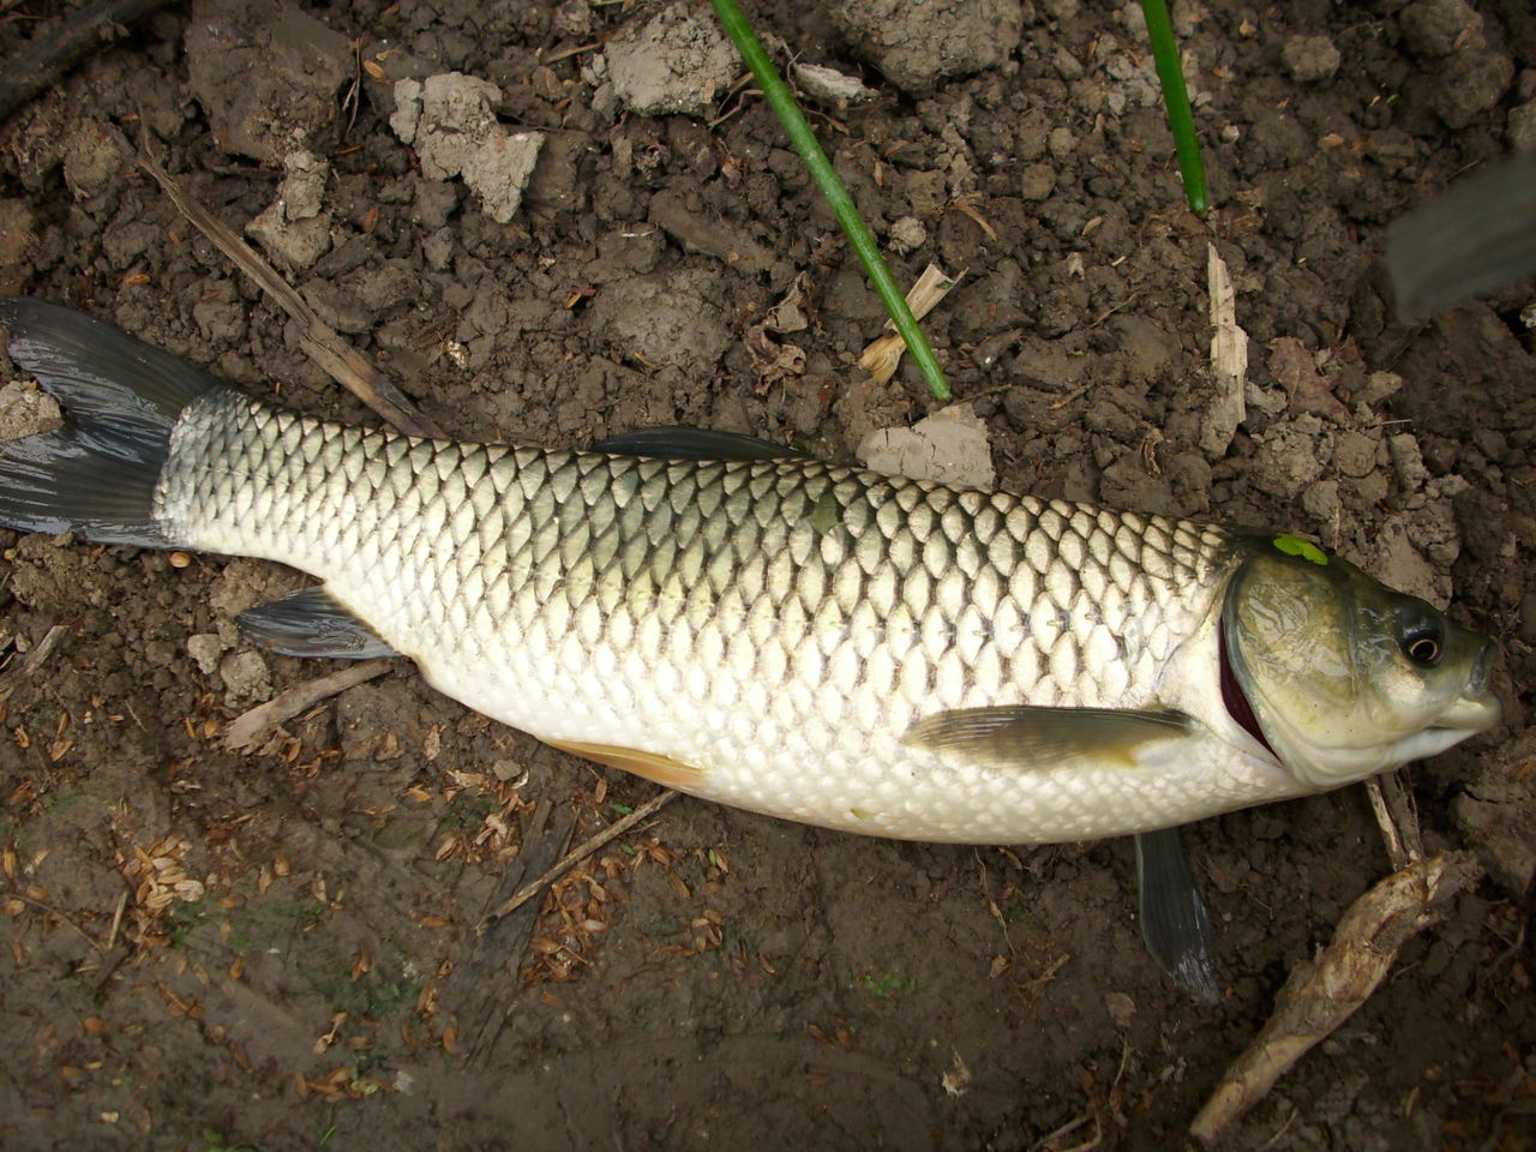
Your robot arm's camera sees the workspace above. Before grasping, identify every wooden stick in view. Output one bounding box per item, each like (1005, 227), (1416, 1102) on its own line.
(1190, 852), (1481, 1144)
(0, 623), (68, 703)
(102, 888), (128, 954)
(224, 659), (393, 751)
(10, 892), (104, 954)
(479, 790), (680, 929)
(134, 150), (444, 440)
(0, 0), (172, 124)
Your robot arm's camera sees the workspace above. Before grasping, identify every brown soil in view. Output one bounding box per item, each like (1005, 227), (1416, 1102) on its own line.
(1, 1), (1533, 1149)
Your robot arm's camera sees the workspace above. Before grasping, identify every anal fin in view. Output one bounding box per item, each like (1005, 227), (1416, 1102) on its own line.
(1135, 826), (1221, 1005)
(237, 587), (398, 660)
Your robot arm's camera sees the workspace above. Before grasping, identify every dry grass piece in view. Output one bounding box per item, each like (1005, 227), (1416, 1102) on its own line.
(1190, 851), (1482, 1144)
(858, 263), (963, 386)
(134, 148), (443, 440)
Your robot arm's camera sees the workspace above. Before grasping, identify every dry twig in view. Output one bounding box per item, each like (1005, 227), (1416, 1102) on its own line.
(9, 892), (104, 954)
(479, 789), (680, 928)
(134, 149), (443, 439)
(224, 660), (393, 751)
(1364, 773), (1423, 870)
(0, 623), (67, 703)
(1190, 852), (1482, 1144)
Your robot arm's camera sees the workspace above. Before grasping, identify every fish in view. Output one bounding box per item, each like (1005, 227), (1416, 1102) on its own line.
(0, 299), (1501, 999)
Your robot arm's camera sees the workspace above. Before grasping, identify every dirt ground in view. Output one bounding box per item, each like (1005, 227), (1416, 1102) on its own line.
(0, 0), (1533, 1148)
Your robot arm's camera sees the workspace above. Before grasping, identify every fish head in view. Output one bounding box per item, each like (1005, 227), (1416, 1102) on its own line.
(1220, 537), (1500, 788)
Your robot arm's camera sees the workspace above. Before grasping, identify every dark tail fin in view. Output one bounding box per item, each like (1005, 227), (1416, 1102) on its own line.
(0, 299), (218, 546)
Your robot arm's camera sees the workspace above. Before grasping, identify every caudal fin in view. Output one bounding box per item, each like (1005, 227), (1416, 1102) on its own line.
(0, 299), (218, 546)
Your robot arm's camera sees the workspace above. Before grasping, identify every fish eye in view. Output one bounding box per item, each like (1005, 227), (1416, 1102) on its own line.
(1399, 616), (1444, 667)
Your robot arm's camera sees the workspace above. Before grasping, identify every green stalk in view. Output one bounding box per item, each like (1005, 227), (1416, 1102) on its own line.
(1141, 0), (1207, 216)
(710, 0), (951, 401)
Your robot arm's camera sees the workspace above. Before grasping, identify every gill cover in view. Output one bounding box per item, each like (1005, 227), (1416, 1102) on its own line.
(1220, 539), (1498, 787)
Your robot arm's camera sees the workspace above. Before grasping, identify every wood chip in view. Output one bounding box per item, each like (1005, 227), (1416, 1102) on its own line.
(1200, 241), (1247, 457)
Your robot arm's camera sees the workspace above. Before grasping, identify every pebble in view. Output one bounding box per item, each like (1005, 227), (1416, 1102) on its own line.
(1389, 433), (1428, 492)
(219, 651), (272, 706)
(603, 1), (740, 117)
(0, 381), (61, 441)
(888, 216), (927, 254)
(187, 634), (225, 676)
(1509, 102), (1536, 153)
(1434, 50), (1514, 129)
(1281, 35), (1341, 83)
(1019, 162), (1057, 202)
(1399, 0), (1482, 58)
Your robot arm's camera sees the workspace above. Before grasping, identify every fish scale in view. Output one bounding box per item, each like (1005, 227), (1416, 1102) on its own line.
(150, 388), (1282, 842)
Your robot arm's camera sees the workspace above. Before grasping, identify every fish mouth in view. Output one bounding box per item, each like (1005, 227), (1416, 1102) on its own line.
(1430, 692), (1502, 734)
(1433, 640), (1502, 734)
(1218, 620), (1277, 759)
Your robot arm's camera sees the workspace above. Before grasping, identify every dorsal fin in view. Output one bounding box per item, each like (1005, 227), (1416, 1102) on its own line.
(590, 427), (809, 462)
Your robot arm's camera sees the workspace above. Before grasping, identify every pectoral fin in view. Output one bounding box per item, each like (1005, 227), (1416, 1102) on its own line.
(902, 706), (1194, 769)
(237, 587), (398, 660)
(1135, 826), (1221, 1005)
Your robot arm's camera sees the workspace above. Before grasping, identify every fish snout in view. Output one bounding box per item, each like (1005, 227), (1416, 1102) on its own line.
(1438, 639), (1501, 734)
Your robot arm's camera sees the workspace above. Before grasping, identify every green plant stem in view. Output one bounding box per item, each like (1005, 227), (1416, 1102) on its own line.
(1141, 0), (1207, 216)
(709, 0), (951, 401)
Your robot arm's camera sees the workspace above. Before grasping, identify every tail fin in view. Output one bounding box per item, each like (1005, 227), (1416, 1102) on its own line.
(0, 299), (218, 546)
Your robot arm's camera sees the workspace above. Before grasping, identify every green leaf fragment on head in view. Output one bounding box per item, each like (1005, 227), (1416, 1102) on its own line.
(1273, 534), (1328, 566)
